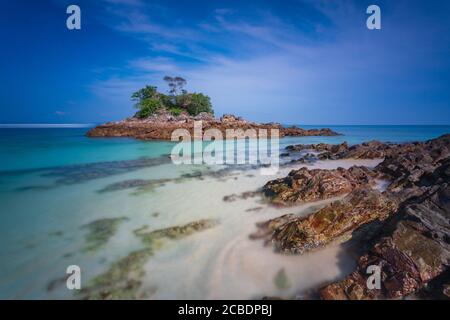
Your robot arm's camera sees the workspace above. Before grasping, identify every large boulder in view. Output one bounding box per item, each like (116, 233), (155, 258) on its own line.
(263, 166), (376, 206)
(269, 188), (398, 254)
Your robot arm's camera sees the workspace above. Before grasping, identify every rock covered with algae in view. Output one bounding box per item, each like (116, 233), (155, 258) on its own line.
(274, 268), (291, 290)
(134, 219), (218, 244)
(81, 217), (129, 252)
(78, 219), (218, 299)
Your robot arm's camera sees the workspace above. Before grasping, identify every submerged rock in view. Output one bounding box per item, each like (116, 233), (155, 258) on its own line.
(78, 219), (218, 299)
(42, 157), (171, 186)
(134, 219), (219, 245)
(262, 166), (376, 206)
(223, 190), (260, 202)
(274, 268), (291, 290)
(47, 274), (70, 292)
(81, 217), (128, 252)
(97, 179), (155, 193)
(245, 207), (264, 212)
(79, 247), (153, 299)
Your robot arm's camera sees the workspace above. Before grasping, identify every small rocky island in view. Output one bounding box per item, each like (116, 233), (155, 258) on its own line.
(87, 77), (340, 140)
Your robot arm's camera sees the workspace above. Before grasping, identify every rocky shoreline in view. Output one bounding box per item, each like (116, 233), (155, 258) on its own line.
(87, 112), (340, 140)
(86, 111), (449, 299)
(254, 134), (450, 299)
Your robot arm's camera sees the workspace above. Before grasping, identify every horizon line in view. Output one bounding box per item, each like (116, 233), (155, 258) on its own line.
(0, 123), (95, 128)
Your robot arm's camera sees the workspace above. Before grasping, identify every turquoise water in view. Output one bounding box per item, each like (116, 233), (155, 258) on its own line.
(0, 128), (174, 172)
(1, 125), (449, 299)
(281, 125), (450, 146)
(2, 125), (449, 172)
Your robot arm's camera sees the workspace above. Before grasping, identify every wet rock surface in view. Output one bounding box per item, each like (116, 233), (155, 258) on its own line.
(318, 154), (450, 299)
(320, 176), (450, 300)
(254, 134), (450, 299)
(285, 141), (390, 160)
(223, 190), (260, 202)
(87, 114), (340, 140)
(375, 135), (450, 192)
(262, 166), (376, 206)
(267, 188), (398, 254)
(250, 214), (298, 241)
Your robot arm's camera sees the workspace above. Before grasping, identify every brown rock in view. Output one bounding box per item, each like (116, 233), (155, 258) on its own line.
(270, 188), (398, 254)
(285, 141), (390, 160)
(87, 114), (341, 140)
(321, 158), (450, 300)
(249, 214), (297, 241)
(263, 166), (376, 206)
(320, 270), (378, 300)
(376, 135), (450, 191)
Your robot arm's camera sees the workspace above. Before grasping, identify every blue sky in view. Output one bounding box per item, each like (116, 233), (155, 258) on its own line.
(0, 0), (449, 124)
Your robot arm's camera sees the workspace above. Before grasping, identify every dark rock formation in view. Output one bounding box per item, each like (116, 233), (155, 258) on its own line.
(253, 134), (450, 299)
(285, 135), (450, 165)
(223, 191), (260, 202)
(285, 141), (390, 160)
(262, 166), (376, 206)
(266, 188), (398, 254)
(250, 214), (298, 241)
(320, 172), (450, 300)
(281, 126), (339, 137)
(375, 135), (450, 192)
(286, 142), (349, 154)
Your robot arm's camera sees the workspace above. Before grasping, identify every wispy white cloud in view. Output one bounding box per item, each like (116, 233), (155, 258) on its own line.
(128, 57), (180, 73)
(55, 111), (69, 116)
(88, 0), (450, 124)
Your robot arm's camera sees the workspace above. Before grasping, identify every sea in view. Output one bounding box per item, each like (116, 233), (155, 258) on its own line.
(1, 125), (449, 299)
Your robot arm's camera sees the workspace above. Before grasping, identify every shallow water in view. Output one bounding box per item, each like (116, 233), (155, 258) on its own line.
(0, 125), (449, 299)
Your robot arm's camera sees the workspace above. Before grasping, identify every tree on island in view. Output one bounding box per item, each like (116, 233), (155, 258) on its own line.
(163, 76), (187, 96)
(132, 77), (213, 119)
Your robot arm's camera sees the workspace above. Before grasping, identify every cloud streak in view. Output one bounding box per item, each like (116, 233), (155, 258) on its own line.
(88, 0), (450, 124)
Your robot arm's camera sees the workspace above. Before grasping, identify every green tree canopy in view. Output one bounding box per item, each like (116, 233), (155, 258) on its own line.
(131, 77), (214, 118)
(186, 93), (214, 115)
